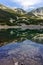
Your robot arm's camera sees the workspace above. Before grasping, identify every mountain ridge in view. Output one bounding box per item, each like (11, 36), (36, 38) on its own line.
(0, 4), (43, 26)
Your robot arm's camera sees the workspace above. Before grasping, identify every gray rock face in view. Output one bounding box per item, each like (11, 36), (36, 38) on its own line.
(32, 7), (43, 17)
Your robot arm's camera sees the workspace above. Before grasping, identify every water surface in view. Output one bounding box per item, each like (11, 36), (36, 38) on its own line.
(0, 40), (43, 65)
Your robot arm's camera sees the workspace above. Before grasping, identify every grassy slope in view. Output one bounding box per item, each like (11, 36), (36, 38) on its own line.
(0, 6), (43, 26)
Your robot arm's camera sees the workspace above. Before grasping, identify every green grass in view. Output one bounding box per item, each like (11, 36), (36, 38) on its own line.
(0, 8), (43, 26)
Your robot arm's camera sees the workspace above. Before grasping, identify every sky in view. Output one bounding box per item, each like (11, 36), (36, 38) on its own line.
(0, 0), (43, 11)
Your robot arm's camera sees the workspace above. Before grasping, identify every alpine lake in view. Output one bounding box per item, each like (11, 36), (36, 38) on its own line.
(0, 28), (43, 65)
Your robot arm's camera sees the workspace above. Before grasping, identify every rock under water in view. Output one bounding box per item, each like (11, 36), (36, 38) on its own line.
(0, 40), (43, 65)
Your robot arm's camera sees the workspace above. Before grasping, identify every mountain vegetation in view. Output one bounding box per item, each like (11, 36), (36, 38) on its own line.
(0, 4), (43, 26)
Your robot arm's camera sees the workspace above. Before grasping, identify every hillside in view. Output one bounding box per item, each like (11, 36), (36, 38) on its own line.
(0, 4), (43, 26)
(31, 7), (43, 19)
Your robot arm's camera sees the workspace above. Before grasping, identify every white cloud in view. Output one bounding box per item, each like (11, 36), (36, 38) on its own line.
(10, 0), (42, 10)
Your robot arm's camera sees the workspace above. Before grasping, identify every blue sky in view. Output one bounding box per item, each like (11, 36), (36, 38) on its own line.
(0, 0), (43, 11)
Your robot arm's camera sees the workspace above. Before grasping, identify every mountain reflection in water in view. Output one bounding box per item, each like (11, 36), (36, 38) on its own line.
(0, 40), (43, 65)
(0, 29), (43, 46)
